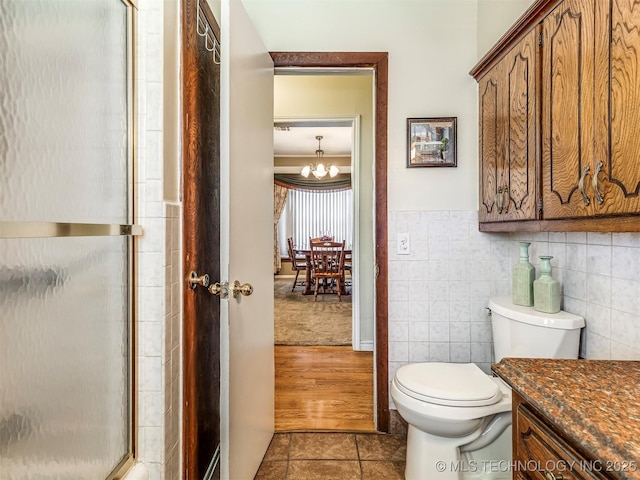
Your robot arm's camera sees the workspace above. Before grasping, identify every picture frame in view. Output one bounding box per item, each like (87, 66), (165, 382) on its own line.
(407, 117), (457, 168)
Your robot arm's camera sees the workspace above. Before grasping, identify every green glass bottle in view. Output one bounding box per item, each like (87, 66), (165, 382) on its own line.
(533, 256), (561, 313)
(512, 242), (535, 306)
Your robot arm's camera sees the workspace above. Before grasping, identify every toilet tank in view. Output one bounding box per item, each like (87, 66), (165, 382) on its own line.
(488, 297), (585, 362)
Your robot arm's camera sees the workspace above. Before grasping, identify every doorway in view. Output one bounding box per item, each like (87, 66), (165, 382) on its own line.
(271, 52), (389, 432)
(273, 114), (369, 431)
(274, 116), (358, 342)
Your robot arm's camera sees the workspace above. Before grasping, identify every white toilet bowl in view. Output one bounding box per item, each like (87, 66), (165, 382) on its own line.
(391, 297), (585, 480)
(391, 362), (511, 480)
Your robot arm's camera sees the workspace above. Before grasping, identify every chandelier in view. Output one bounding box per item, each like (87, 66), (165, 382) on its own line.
(300, 135), (340, 180)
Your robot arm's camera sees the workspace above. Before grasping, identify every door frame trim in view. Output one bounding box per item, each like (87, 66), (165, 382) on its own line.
(270, 51), (389, 432)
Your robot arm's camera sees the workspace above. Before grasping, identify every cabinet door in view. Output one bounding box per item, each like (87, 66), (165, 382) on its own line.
(593, 0), (640, 215)
(479, 29), (538, 223)
(479, 66), (503, 222)
(541, 0), (596, 219)
(515, 404), (609, 480)
(501, 28), (538, 221)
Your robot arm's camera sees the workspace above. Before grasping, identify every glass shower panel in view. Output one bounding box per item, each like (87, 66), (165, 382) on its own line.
(0, 0), (134, 478)
(0, 236), (130, 478)
(0, 0), (130, 224)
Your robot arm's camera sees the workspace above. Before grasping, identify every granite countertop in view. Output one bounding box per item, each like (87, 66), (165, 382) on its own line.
(492, 358), (640, 480)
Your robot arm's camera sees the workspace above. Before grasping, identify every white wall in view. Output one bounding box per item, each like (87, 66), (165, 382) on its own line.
(476, 0), (533, 59)
(244, 0), (480, 212)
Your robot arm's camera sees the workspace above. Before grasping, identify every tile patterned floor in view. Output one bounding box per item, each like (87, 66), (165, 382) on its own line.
(254, 432), (407, 480)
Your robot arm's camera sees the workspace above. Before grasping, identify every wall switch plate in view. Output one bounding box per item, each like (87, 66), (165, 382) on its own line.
(397, 233), (410, 255)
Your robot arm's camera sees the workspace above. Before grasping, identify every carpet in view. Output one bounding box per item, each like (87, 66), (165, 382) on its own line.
(274, 277), (352, 346)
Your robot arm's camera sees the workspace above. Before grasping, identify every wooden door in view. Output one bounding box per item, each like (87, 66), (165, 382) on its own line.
(182, 0), (222, 479)
(592, 0), (640, 216)
(541, 0), (596, 219)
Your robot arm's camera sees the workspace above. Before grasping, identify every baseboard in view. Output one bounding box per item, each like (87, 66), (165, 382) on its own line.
(356, 341), (374, 352)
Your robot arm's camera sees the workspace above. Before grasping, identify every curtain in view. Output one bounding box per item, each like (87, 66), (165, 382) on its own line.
(276, 186), (353, 256)
(274, 173), (351, 191)
(286, 188), (353, 250)
(273, 184), (289, 273)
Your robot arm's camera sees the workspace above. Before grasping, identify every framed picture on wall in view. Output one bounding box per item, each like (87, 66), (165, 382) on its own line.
(407, 117), (457, 168)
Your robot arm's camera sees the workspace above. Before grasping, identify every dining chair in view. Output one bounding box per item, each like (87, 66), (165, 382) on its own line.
(309, 239), (345, 302)
(342, 250), (352, 293)
(287, 237), (307, 292)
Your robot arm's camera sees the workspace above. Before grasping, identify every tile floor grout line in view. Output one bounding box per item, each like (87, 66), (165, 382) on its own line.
(284, 433), (292, 479)
(354, 433), (364, 480)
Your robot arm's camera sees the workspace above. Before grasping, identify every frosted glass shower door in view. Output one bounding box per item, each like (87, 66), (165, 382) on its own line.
(0, 1), (137, 479)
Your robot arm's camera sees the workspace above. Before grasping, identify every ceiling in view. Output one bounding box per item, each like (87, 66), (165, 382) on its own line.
(273, 123), (353, 157)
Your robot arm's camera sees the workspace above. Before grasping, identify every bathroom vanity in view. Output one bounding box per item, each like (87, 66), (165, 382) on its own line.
(492, 358), (640, 480)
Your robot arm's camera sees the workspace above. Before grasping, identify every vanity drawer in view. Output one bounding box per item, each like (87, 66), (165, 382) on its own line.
(515, 404), (612, 480)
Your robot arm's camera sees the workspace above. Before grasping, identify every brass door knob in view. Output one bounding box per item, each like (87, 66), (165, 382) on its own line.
(208, 282), (229, 298)
(188, 271), (210, 289)
(231, 281), (253, 298)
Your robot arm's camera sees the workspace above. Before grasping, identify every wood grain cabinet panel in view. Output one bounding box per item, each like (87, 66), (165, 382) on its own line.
(513, 394), (613, 480)
(479, 66), (501, 222)
(474, 0), (640, 230)
(478, 28), (538, 223)
(541, 0), (596, 219)
(593, 0), (640, 216)
(542, 0), (640, 219)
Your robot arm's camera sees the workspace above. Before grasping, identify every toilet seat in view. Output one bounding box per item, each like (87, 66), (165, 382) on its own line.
(394, 363), (502, 407)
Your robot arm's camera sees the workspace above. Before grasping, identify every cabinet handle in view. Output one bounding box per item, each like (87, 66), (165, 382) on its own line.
(544, 471), (563, 480)
(578, 165), (591, 206)
(496, 186), (504, 214)
(592, 161), (604, 205)
(502, 184), (509, 213)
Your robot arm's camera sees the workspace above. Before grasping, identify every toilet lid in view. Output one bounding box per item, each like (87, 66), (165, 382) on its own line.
(394, 363), (502, 407)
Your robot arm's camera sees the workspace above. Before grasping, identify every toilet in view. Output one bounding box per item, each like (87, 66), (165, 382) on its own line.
(390, 297), (585, 480)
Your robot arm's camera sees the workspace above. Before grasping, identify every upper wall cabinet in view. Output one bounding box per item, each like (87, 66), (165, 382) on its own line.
(478, 28), (538, 223)
(541, 0), (640, 219)
(540, 0), (595, 219)
(472, 0), (640, 231)
(594, 0), (640, 215)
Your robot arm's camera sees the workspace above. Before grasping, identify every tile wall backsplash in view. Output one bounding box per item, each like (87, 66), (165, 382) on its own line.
(388, 210), (640, 409)
(134, 1), (182, 479)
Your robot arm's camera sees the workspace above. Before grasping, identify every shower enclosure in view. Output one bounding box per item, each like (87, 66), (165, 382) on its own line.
(0, 1), (138, 478)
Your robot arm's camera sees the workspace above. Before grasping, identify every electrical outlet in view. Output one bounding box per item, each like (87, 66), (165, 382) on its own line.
(397, 233), (410, 255)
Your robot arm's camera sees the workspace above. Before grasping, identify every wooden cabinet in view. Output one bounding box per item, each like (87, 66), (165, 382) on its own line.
(473, 0), (640, 230)
(540, 0), (596, 219)
(541, 0), (640, 219)
(513, 392), (613, 480)
(593, 0), (640, 216)
(478, 28), (539, 223)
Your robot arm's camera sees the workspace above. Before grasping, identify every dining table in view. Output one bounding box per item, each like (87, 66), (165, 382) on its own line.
(294, 248), (352, 295)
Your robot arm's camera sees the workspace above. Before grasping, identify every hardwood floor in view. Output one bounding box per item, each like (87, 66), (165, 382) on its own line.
(275, 345), (376, 432)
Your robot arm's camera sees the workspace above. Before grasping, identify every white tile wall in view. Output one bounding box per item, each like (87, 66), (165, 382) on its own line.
(133, 1), (182, 479)
(388, 210), (640, 409)
(512, 230), (640, 361)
